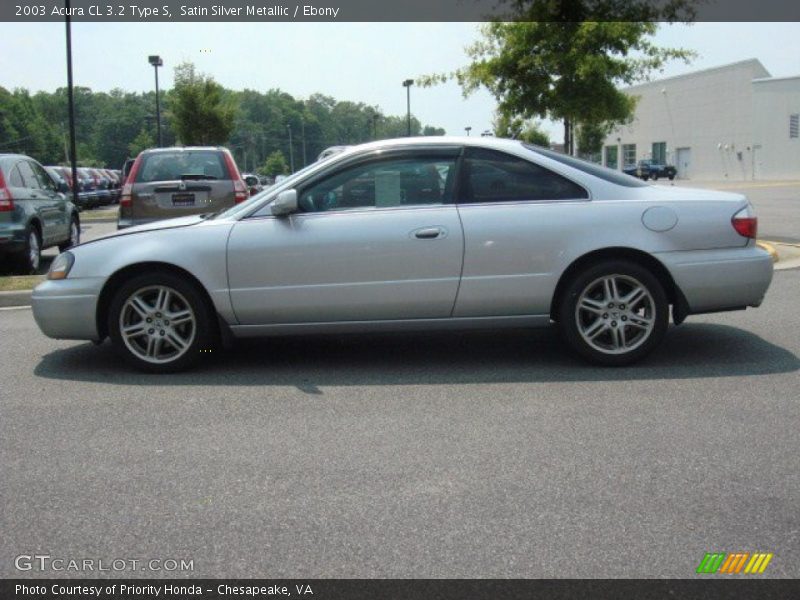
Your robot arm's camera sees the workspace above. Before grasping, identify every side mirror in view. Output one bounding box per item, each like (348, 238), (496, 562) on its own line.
(57, 181), (70, 194)
(270, 189), (298, 216)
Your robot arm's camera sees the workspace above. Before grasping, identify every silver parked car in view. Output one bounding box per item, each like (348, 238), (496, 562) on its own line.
(32, 137), (773, 372)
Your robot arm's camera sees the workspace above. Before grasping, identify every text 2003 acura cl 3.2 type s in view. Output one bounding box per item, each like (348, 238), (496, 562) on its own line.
(31, 137), (773, 372)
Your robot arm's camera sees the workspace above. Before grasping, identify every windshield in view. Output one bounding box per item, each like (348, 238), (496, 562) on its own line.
(523, 143), (648, 188)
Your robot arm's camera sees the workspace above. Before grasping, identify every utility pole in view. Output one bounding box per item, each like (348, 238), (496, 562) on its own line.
(300, 116), (307, 168)
(287, 124), (295, 173)
(65, 1), (80, 207)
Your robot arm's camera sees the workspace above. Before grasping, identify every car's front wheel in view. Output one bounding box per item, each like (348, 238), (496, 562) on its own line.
(558, 260), (668, 366)
(108, 272), (214, 372)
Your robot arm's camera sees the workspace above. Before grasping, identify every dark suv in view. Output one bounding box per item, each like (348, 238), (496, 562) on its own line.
(624, 159), (677, 181)
(0, 154), (80, 274)
(118, 147), (248, 229)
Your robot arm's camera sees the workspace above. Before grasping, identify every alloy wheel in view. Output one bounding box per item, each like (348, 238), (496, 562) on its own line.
(119, 285), (196, 364)
(575, 274), (656, 355)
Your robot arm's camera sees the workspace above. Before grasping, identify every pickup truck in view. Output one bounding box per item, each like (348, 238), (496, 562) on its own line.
(623, 159), (677, 181)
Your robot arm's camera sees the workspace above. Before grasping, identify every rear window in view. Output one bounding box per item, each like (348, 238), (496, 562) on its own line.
(135, 150), (229, 183)
(523, 143), (648, 188)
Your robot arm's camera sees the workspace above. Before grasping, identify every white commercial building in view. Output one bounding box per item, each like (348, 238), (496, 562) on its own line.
(602, 59), (800, 181)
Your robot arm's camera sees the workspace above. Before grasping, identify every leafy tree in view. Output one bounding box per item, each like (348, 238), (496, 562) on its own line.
(259, 150), (289, 177)
(575, 121), (612, 159)
(422, 125), (446, 136)
(420, 1), (696, 153)
(170, 62), (236, 146)
(492, 111), (549, 145)
(128, 128), (155, 157)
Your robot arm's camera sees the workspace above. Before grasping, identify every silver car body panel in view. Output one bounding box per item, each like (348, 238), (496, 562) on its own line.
(31, 136), (773, 342)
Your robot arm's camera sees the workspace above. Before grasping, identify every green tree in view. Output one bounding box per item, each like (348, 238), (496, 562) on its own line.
(575, 121), (612, 159)
(128, 128), (155, 157)
(259, 150), (289, 177)
(170, 62), (236, 146)
(492, 112), (549, 145)
(422, 125), (446, 136)
(420, 2), (696, 154)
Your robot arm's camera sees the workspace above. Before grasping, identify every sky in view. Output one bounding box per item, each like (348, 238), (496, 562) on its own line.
(1, 22), (799, 140)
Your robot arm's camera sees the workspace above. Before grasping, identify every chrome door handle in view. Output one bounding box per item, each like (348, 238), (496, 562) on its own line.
(414, 227), (444, 240)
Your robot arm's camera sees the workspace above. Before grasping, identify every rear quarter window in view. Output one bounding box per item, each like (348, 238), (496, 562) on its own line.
(136, 151), (229, 183)
(523, 143), (648, 188)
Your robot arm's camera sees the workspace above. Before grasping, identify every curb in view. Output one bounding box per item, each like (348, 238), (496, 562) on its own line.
(756, 241), (779, 262)
(0, 290), (32, 308)
(81, 217), (117, 224)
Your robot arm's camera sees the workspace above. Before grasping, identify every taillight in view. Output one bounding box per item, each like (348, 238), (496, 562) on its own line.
(222, 150), (248, 204)
(732, 206), (757, 239)
(120, 155), (142, 207)
(0, 169), (14, 212)
(120, 183), (133, 207)
(233, 179), (248, 204)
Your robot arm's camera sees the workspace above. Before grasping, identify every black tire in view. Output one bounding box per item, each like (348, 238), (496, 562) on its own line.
(12, 225), (42, 274)
(108, 271), (215, 373)
(58, 215), (81, 252)
(668, 174), (675, 181)
(653, 174), (659, 181)
(558, 260), (669, 366)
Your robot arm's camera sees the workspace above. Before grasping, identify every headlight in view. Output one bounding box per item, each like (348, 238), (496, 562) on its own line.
(48, 251), (75, 280)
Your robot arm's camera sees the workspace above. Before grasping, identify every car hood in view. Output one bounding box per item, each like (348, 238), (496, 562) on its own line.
(86, 215), (207, 245)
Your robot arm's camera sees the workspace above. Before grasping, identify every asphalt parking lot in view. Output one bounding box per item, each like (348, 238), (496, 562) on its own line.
(1, 265), (798, 578)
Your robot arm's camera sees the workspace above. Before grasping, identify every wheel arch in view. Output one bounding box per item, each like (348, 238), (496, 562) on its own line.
(96, 262), (219, 341)
(549, 247), (684, 321)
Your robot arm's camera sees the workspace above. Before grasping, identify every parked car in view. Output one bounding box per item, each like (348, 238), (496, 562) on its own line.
(50, 166), (94, 210)
(88, 168), (113, 205)
(0, 154), (80, 274)
(32, 137), (772, 372)
(624, 159), (677, 181)
(76, 168), (102, 208)
(117, 147), (248, 229)
(242, 173), (263, 197)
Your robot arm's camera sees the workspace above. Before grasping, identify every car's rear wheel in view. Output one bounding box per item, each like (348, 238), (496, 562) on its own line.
(12, 226), (41, 274)
(558, 260), (668, 366)
(108, 272), (213, 372)
(58, 216), (80, 252)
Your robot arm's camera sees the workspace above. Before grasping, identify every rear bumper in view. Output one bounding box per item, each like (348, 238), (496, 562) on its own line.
(31, 277), (105, 341)
(0, 223), (27, 253)
(655, 245), (773, 314)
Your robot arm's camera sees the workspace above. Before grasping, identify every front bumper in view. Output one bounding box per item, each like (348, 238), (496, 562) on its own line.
(32, 277), (106, 341)
(656, 245), (774, 314)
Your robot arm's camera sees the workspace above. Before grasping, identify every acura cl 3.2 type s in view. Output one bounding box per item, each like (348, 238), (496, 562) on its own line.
(31, 137), (773, 372)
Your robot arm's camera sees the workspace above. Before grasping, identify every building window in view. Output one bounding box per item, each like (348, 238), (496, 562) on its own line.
(652, 142), (667, 164)
(622, 144), (637, 168)
(790, 114), (799, 139)
(604, 146), (618, 169)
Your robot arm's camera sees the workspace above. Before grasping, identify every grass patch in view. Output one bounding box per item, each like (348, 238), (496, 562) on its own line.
(0, 274), (45, 292)
(81, 208), (118, 221)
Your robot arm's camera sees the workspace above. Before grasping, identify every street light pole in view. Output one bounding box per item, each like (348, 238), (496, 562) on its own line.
(64, 1), (79, 207)
(148, 55), (163, 147)
(465, 126), (472, 136)
(300, 116), (307, 168)
(402, 79), (414, 137)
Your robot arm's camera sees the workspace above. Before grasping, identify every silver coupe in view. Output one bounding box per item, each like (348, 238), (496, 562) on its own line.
(32, 137), (773, 372)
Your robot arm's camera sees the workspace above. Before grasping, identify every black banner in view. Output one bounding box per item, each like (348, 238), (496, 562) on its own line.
(3, 579), (800, 600)
(3, 0), (800, 22)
